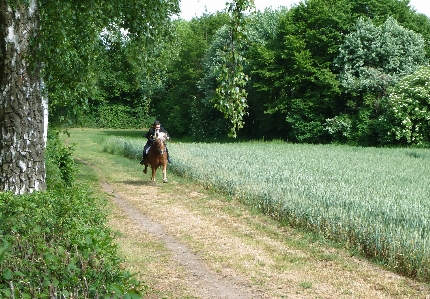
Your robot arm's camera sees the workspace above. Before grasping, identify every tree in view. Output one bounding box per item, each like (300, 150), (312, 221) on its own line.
(85, 21), (179, 129)
(151, 13), (230, 137)
(254, 0), (347, 143)
(246, 0), (430, 144)
(1, 0), (179, 194)
(331, 16), (428, 145)
(212, 0), (255, 138)
(1, 0), (47, 194)
(379, 66), (430, 145)
(335, 17), (427, 97)
(242, 7), (288, 139)
(197, 25), (234, 139)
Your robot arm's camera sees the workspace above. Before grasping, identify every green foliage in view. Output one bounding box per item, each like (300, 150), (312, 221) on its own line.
(0, 187), (144, 298)
(102, 134), (430, 282)
(214, 50), (249, 138)
(151, 14), (230, 137)
(174, 16), (236, 140)
(250, 0), (346, 142)
(335, 17), (427, 95)
(35, 0), (430, 144)
(324, 114), (352, 142)
(331, 16), (428, 145)
(36, 0), (179, 126)
(244, 0), (430, 144)
(197, 25), (244, 139)
(96, 104), (145, 129)
(212, 0), (254, 138)
(379, 66), (430, 145)
(45, 131), (77, 188)
(243, 8), (289, 139)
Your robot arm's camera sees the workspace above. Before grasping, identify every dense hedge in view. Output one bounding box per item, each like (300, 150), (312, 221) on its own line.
(0, 132), (145, 298)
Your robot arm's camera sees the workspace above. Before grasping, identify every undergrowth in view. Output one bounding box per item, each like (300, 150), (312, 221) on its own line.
(0, 131), (145, 298)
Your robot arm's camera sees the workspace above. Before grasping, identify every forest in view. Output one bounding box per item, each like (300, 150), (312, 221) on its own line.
(50, 0), (430, 147)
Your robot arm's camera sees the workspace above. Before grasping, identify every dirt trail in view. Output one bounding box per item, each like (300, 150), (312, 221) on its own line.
(81, 155), (430, 299)
(102, 181), (257, 299)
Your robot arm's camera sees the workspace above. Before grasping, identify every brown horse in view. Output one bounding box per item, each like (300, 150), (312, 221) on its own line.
(143, 132), (168, 183)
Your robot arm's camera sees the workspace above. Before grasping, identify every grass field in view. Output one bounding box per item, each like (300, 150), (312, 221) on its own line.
(93, 129), (430, 282)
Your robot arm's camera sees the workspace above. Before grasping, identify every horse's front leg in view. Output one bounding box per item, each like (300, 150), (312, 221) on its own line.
(151, 167), (156, 182)
(162, 164), (168, 183)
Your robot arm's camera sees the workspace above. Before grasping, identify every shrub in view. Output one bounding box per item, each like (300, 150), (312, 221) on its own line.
(45, 131), (77, 188)
(0, 131), (145, 298)
(379, 66), (430, 146)
(0, 187), (144, 298)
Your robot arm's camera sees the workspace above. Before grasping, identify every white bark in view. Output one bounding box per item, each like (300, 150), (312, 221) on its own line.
(1, 0), (46, 194)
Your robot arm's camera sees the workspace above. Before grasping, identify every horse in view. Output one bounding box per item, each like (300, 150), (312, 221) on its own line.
(143, 132), (168, 183)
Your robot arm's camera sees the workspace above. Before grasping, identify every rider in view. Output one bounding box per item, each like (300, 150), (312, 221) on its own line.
(140, 120), (172, 165)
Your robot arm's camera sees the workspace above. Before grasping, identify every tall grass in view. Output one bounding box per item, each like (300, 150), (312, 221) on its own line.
(101, 137), (430, 282)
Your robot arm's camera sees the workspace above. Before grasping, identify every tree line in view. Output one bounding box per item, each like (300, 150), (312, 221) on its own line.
(2, 0), (430, 193)
(74, 0), (430, 146)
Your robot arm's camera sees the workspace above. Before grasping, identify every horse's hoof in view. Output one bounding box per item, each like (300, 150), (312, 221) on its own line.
(163, 179), (168, 183)
(143, 168), (147, 174)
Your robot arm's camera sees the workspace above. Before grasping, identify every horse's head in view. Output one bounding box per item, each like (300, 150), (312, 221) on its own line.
(154, 132), (167, 151)
(153, 132), (167, 154)
(154, 132), (167, 143)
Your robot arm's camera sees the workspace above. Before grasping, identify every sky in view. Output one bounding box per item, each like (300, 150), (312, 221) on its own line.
(178, 0), (430, 20)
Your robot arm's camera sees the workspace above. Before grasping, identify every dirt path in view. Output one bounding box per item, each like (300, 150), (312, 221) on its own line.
(102, 181), (256, 298)
(79, 153), (430, 299)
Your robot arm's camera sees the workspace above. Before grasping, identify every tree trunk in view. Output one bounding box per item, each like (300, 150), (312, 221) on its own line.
(1, 0), (46, 194)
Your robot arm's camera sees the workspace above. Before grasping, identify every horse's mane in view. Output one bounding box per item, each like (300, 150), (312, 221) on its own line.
(154, 132), (167, 142)
(151, 132), (167, 152)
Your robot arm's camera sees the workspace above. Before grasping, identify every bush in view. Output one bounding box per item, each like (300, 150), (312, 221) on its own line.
(0, 131), (145, 298)
(45, 131), (77, 188)
(379, 66), (430, 146)
(0, 187), (144, 298)
(81, 103), (146, 129)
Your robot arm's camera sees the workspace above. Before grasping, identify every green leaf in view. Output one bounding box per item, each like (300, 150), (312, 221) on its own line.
(13, 271), (25, 278)
(2, 269), (13, 280)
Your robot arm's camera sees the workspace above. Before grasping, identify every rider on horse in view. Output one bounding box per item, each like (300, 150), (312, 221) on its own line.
(140, 120), (172, 165)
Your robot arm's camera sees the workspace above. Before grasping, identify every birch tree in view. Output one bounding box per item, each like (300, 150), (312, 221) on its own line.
(1, 0), (46, 194)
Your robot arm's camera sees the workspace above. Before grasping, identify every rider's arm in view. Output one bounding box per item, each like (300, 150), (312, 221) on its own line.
(145, 128), (154, 139)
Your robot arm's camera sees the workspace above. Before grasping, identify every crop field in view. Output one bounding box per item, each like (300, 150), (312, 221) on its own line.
(102, 136), (430, 282)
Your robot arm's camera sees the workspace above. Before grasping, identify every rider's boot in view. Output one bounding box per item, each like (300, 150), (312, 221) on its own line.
(166, 148), (172, 163)
(140, 150), (146, 165)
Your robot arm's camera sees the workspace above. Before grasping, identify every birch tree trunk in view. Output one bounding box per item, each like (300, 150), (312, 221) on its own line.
(1, 0), (46, 194)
